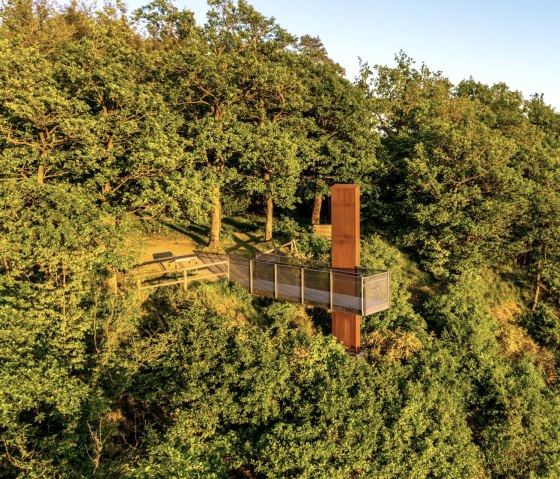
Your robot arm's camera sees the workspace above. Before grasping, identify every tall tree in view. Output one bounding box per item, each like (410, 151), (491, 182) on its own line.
(0, 39), (89, 184)
(297, 36), (379, 225)
(236, 31), (303, 241)
(140, 0), (297, 247)
(55, 2), (197, 217)
(518, 95), (560, 310)
(370, 54), (526, 278)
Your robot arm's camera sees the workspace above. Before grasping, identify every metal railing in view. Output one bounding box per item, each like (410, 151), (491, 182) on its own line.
(132, 251), (390, 316)
(132, 255), (229, 290)
(228, 254), (390, 316)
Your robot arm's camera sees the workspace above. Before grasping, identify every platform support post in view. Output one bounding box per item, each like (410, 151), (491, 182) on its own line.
(331, 184), (361, 352)
(361, 276), (365, 316)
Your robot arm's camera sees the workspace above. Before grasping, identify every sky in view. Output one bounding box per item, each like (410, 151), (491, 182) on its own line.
(127, 0), (560, 110)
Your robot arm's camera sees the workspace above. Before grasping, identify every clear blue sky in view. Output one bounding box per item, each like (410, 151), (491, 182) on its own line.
(127, 0), (560, 110)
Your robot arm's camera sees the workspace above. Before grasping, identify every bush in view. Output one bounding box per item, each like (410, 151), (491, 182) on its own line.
(520, 303), (560, 349)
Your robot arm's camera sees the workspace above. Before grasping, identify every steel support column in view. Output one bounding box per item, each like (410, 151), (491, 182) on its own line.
(331, 184), (361, 352)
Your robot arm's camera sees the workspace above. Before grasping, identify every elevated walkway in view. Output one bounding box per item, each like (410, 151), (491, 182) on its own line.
(132, 251), (390, 316)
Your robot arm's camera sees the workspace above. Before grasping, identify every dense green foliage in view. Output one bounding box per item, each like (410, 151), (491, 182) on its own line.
(2, 0), (560, 477)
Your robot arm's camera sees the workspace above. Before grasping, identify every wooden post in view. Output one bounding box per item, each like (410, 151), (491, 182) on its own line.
(183, 269), (188, 291)
(331, 184), (361, 352)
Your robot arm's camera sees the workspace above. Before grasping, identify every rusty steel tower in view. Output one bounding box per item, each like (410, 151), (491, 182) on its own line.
(331, 184), (362, 352)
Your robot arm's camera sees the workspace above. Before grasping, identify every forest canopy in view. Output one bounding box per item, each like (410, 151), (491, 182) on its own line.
(1, 0), (560, 478)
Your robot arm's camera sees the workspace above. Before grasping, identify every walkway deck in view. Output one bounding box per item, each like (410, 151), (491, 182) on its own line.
(132, 251), (390, 316)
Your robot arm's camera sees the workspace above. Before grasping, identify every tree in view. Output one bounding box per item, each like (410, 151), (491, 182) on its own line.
(515, 95), (560, 310)
(138, 0), (297, 247)
(370, 54), (526, 278)
(235, 41), (304, 241)
(239, 122), (301, 241)
(297, 37), (379, 225)
(0, 39), (89, 184)
(55, 2), (201, 218)
(0, 180), (134, 477)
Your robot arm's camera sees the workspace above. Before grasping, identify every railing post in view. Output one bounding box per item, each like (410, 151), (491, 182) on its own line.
(329, 269), (333, 310)
(361, 276), (365, 316)
(183, 269), (188, 291)
(300, 267), (305, 304)
(387, 271), (391, 306)
(274, 263), (278, 299)
(249, 260), (254, 294)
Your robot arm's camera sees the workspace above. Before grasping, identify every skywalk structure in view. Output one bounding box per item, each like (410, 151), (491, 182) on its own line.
(135, 253), (389, 316)
(225, 253), (389, 319)
(133, 185), (390, 352)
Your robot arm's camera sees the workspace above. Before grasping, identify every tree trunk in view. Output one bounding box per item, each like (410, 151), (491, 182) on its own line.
(37, 164), (45, 184)
(532, 265), (541, 312)
(265, 195), (273, 242)
(102, 182), (110, 201)
(208, 185), (222, 249)
(263, 172), (273, 241)
(311, 192), (323, 225)
(531, 244), (547, 312)
(38, 131), (47, 184)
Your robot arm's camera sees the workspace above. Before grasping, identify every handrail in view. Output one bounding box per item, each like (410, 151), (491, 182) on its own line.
(132, 251), (389, 316)
(249, 255), (384, 278)
(132, 260), (228, 280)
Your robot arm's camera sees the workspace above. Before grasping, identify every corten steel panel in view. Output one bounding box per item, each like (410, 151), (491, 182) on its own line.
(331, 184), (360, 269)
(332, 311), (360, 351)
(331, 184), (361, 352)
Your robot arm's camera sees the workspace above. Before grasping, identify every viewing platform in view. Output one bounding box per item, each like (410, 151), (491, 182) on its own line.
(132, 251), (390, 317)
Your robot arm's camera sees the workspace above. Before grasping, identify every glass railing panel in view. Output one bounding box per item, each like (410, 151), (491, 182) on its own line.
(362, 272), (390, 315)
(253, 261), (275, 297)
(302, 268), (330, 308)
(332, 270), (361, 313)
(228, 255), (251, 289)
(276, 263), (302, 302)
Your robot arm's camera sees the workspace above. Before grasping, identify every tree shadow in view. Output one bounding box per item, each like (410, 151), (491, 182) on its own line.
(156, 216), (273, 255)
(311, 307), (332, 335)
(223, 216), (261, 233)
(224, 234), (261, 255)
(162, 220), (208, 246)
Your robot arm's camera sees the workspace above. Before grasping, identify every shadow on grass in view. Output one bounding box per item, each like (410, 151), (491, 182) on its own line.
(223, 216), (266, 253)
(161, 220), (209, 246)
(224, 234), (261, 255)
(157, 215), (279, 255)
(223, 216), (262, 233)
